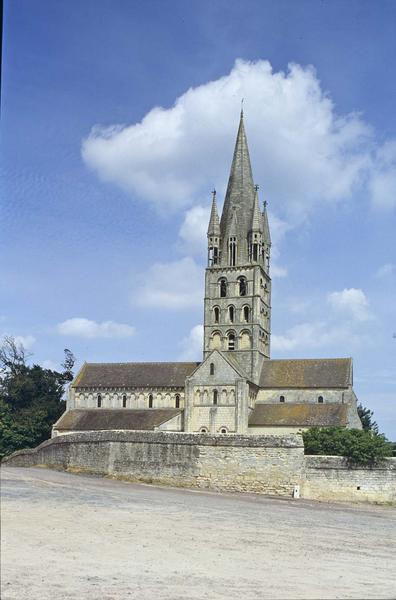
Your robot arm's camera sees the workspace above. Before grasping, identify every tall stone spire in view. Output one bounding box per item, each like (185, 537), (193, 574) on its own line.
(220, 111), (256, 263)
(207, 190), (220, 237)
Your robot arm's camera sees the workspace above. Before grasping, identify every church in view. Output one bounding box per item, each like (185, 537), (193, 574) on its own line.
(53, 113), (362, 437)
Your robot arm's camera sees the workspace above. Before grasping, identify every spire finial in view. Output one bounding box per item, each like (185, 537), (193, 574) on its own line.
(211, 188), (216, 200)
(263, 199), (267, 208)
(254, 184), (259, 192)
(240, 98), (244, 118)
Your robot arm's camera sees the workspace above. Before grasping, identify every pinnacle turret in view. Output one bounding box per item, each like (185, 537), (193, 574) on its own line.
(207, 190), (220, 237)
(262, 200), (271, 245)
(251, 185), (263, 232)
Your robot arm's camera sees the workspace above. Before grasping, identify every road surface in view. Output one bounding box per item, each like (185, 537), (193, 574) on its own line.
(1, 466), (396, 599)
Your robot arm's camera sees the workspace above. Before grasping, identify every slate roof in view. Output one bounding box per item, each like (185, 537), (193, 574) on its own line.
(72, 362), (200, 389)
(54, 409), (182, 431)
(259, 358), (352, 389)
(249, 403), (349, 427)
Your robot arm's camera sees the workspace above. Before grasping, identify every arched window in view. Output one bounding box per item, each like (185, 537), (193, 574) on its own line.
(210, 363), (215, 375)
(279, 395), (285, 403)
(175, 394), (180, 408)
(219, 427), (228, 434)
(200, 427), (208, 434)
(238, 276), (247, 296)
(148, 394), (153, 408)
(97, 394), (102, 408)
(243, 306), (250, 322)
(318, 396), (324, 403)
(229, 237), (237, 266)
(213, 390), (218, 405)
(219, 278), (227, 298)
(228, 332), (236, 351)
(213, 306), (220, 323)
(122, 394), (127, 408)
(228, 305), (234, 323)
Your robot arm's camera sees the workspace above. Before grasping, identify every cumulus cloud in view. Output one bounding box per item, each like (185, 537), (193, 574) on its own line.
(133, 256), (203, 309)
(57, 318), (135, 338)
(178, 324), (204, 360)
(178, 205), (210, 255)
(375, 263), (395, 279)
(327, 288), (372, 321)
(272, 321), (356, 352)
(82, 58), (386, 219)
(0, 334), (37, 349)
(369, 141), (396, 209)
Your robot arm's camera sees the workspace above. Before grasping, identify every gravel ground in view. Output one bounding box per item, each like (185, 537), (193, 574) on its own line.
(1, 466), (396, 600)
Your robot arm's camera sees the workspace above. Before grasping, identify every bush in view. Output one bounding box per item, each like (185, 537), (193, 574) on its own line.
(302, 427), (393, 466)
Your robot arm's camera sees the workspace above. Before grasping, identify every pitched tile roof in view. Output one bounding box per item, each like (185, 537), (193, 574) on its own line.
(54, 409), (182, 431)
(249, 402), (348, 427)
(249, 403), (348, 427)
(72, 362), (200, 389)
(259, 358), (352, 389)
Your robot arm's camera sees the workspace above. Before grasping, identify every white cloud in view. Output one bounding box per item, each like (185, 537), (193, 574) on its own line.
(57, 318), (135, 338)
(134, 256), (203, 309)
(1, 334), (36, 349)
(375, 263), (395, 279)
(179, 205), (210, 255)
(272, 321), (363, 353)
(41, 359), (59, 371)
(179, 324), (203, 361)
(82, 58), (382, 219)
(327, 288), (372, 321)
(369, 141), (396, 209)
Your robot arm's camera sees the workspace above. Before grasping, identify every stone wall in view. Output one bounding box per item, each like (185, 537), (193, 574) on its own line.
(302, 455), (396, 504)
(3, 431), (303, 497)
(3, 432), (395, 503)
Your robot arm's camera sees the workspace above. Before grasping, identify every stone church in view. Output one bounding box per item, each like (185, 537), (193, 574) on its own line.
(54, 113), (362, 437)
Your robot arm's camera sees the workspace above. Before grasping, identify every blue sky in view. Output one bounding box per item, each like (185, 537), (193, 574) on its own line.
(1, 0), (395, 438)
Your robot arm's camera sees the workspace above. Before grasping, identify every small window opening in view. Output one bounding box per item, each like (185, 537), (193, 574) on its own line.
(279, 395), (285, 403)
(357, 486), (361, 491)
(239, 277), (247, 296)
(148, 394), (153, 408)
(210, 363), (215, 375)
(122, 394), (127, 408)
(229, 306), (234, 323)
(175, 394), (180, 408)
(229, 237), (237, 266)
(243, 306), (249, 322)
(214, 306), (220, 323)
(97, 394), (102, 408)
(200, 427), (208, 434)
(318, 396), (324, 403)
(213, 390), (218, 405)
(220, 427), (227, 434)
(228, 333), (235, 351)
(252, 243), (258, 262)
(219, 278), (227, 298)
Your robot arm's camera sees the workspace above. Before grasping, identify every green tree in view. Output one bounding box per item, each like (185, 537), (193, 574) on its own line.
(357, 403), (379, 433)
(302, 426), (393, 466)
(0, 337), (75, 460)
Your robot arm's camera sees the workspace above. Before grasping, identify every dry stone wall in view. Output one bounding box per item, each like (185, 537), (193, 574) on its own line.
(3, 431), (395, 503)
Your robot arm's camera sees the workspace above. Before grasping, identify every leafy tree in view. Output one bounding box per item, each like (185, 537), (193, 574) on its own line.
(0, 337), (75, 460)
(302, 426), (393, 466)
(357, 403), (379, 433)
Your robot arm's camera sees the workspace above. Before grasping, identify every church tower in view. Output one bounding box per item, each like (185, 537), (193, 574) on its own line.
(204, 112), (271, 384)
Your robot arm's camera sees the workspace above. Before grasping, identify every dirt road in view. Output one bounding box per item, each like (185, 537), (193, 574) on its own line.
(1, 466), (395, 599)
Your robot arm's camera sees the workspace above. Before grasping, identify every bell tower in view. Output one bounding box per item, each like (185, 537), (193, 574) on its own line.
(203, 112), (271, 384)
